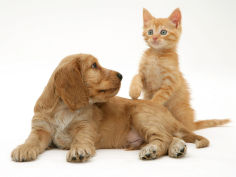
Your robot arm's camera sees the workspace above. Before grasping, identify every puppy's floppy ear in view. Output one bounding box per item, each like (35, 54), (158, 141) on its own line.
(54, 60), (89, 111)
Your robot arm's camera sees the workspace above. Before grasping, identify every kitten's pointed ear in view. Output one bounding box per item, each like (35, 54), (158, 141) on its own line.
(54, 59), (89, 111)
(143, 8), (153, 26)
(168, 8), (181, 28)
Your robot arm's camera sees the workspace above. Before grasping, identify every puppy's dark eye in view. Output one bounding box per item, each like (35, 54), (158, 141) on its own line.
(148, 29), (153, 35)
(92, 63), (97, 69)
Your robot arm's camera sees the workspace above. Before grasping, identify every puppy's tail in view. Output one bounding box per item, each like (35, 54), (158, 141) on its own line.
(194, 119), (230, 130)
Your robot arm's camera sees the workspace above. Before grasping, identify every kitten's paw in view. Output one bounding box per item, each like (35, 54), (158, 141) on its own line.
(11, 144), (40, 162)
(129, 86), (141, 99)
(67, 145), (95, 162)
(168, 137), (187, 158)
(195, 138), (209, 148)
(139, 144), (158, 160)
(129, 75), (142, 99)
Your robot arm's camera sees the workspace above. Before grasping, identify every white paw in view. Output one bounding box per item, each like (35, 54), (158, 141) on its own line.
(139, 144), (158, 160)
(168, 138), (187, 158)
(66, 145), (95, 162)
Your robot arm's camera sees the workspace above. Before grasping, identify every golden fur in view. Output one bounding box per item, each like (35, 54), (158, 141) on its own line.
(11, 54), (210, 162)
(129, 8), (229, 130)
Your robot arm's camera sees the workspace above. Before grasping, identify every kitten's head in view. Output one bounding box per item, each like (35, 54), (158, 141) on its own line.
(143, 8), (182, 50)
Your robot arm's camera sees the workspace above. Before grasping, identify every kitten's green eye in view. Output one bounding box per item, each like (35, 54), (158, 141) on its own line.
(148, 29), (153, 35)
(160, 29), (167, 35)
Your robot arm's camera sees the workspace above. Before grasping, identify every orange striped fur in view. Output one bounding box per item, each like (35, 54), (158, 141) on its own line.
(129, 8), (229, 131)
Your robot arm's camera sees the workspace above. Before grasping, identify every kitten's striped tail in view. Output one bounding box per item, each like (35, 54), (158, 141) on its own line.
(194, 119), (230, 130)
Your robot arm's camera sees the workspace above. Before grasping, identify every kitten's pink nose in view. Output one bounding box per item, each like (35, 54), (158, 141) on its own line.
(152, 36), (158, 41)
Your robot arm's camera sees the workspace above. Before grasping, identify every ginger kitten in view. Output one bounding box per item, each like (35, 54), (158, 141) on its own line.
(129, 8), (229, 130)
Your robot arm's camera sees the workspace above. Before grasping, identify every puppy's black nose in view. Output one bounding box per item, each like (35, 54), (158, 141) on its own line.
(117, 73), (123, 80)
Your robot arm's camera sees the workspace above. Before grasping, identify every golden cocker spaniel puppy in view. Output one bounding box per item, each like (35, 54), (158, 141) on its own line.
(11, 54), (209, 162)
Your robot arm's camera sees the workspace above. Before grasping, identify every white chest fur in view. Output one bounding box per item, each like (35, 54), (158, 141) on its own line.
(51, 104), (89, 149)
(54, 107), (80, 132)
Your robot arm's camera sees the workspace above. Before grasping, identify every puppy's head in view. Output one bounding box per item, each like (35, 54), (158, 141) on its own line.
(54, 54), (122, 111)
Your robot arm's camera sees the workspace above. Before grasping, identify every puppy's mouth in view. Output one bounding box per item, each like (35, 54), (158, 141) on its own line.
(91, 86), (120, 103)
(98, 87), (119, 93)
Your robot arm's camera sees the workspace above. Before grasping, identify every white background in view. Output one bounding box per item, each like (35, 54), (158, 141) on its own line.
(0, 0), (235, 177)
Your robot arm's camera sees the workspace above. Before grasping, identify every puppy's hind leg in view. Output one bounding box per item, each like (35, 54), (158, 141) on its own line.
(168, 137), (187, 158)
(132, 112), (172, 160)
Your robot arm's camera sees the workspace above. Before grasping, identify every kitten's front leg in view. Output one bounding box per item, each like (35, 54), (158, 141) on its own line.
(67, 121), (97, 162)
(129, 74), (143, 99)
(152, 70), (179, 104)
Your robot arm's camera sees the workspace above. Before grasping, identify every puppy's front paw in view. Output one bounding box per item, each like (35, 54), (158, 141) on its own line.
(11, 144), (40, 162)
(168, 138), (187, 158)
(139, 144), (158, 160)
(67, 145), (95, 162)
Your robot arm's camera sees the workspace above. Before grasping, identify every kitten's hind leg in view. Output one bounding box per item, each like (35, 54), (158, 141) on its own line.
(175, 128), (209, 148)
(167, 101), (195, 131)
